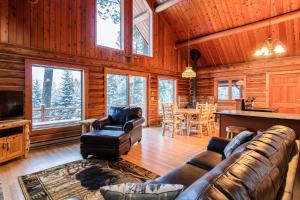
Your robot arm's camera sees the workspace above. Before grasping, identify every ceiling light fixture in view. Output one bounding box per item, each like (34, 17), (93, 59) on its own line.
(254, 0), (286, 57)
(182, 0), (196, 79)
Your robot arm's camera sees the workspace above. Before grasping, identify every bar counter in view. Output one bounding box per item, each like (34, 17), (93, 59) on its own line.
(216, 110), (300, 138)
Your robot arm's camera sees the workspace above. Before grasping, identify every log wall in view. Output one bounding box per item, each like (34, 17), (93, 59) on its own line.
(0, 0), (189, 143)
(197, 56), (300, 111)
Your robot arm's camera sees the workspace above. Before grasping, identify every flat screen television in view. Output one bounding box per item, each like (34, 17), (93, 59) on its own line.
(0, 91), (24, 120)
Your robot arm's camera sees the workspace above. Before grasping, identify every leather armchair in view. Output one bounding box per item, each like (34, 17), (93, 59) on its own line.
(92, 106), (145, 145)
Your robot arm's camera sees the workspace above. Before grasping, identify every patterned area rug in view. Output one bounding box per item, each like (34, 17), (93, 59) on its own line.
(0, 179), (3, 200)
(18, 159), (158, 200)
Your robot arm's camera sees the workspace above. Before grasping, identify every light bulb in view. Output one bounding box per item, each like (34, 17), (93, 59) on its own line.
(274, 44), (285, 54)
(261, 47), (272, 56)
(254, 50), (262, 56)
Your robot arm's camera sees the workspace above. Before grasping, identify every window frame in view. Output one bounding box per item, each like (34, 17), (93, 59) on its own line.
(158, 77), (177, 114)
(215, 77), (245, 102)
(104, 67), (150, 126)
(132, 0), (153, 57)
(95, 0), (125, 50)
(25, 59), (88, 130)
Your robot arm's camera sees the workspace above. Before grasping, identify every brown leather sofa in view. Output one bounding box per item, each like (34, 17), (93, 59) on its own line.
(80, 106), (144, 158)
(155, 125), (300, 200)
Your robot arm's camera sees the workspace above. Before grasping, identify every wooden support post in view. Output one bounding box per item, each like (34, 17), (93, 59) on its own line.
(40, 104), (45, 122)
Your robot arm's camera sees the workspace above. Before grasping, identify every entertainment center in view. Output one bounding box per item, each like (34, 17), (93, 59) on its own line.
(0, 90), (31, 164)
(0, 120), (31, 164)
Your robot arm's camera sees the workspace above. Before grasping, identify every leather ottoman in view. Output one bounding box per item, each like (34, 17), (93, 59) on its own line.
(80, 130), (131, 158)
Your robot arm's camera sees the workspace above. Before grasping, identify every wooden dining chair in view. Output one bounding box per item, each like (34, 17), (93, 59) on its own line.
(162, 103), (184, 137)
(208, 103), (218, 134)
(189, 104), (210, 137)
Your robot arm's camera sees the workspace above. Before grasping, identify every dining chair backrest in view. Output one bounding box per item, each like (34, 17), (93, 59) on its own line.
(208, 103), (218, 120)
(196, 103), (208, 112)
(162, 103), (174, 121)
(211, 103), (218, 113)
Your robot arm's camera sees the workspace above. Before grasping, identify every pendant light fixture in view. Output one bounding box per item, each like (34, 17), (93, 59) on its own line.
(182, 0), (196, 78)
(254, 0), (286, 57)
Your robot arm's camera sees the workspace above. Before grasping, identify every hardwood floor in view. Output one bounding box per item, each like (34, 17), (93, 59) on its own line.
(0, 127), (214, 200)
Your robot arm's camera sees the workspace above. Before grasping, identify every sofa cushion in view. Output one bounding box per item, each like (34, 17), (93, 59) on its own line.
(108, 106), (127, 125)
(80, 130), (129, 145)
(155, 164), (208, 187)
(223, 130), (255, 158)
(187, 150), (222, 171)
(176, 150), (281, 200)
(233, 125), (296, 186)
(124, 107), (143, 121)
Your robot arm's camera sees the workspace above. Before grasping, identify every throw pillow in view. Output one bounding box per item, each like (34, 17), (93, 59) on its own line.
(224, 130), (256, 158)
(100, 183), (184, 200)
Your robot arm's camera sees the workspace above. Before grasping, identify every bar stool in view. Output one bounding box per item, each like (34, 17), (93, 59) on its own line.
(226, 126), (247, 139)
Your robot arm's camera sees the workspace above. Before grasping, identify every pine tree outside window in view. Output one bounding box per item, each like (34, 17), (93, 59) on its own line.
(132, 0), (153, 56)
(158, 79), (176, 113)
(32, 65), (83, 128)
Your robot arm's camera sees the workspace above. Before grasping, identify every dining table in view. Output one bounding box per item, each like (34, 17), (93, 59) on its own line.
(176, 108), (201, 135)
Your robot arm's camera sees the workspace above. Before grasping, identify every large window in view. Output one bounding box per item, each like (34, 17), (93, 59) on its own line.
(106, 73), (147, 123)
(32, 65), (83, 128)
(218, 80), (229, 100)
(106, 74), (128, 108)
(132, 0), (152, 56)
(96, 0), (124, 49)
(217, 79), (243, 100)
(158, 79), (176, 113)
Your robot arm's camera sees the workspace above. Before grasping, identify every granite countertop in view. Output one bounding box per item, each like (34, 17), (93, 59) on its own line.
(215, 110), (300, 120)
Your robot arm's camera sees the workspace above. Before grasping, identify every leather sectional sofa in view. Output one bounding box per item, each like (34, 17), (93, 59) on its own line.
(155, 125), (299, 200)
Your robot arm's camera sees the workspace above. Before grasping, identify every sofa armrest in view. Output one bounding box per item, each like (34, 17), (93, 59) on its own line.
(207, 137), (230, 155)
(123, 118), (145, 132)
(92, 116), (112, 130)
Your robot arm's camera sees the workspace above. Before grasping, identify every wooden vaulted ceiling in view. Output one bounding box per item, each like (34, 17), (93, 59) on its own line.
(154, 0), (300, 67)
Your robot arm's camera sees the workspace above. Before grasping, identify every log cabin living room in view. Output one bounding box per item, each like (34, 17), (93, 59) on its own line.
(0, 0), (300, 199)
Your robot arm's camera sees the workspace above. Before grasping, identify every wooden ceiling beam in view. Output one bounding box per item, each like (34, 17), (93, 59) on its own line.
(155, 0), (184, 13)
(175, 9), (300, 49)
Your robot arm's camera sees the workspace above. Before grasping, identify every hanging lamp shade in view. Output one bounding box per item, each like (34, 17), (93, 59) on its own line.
(182, 66), (196, 78)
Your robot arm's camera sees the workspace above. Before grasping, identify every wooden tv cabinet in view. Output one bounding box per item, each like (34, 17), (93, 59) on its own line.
(0, 120), (31, 164)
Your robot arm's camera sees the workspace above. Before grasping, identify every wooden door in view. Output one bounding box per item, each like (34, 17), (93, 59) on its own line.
(0, 137), (7, 163)
(269, 73), (300, 114)
(6, 134), (24, 160)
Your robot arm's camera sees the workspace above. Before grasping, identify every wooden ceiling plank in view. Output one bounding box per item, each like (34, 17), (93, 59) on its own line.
(155, 0), (184, 13)
(176, 9), (300, 48)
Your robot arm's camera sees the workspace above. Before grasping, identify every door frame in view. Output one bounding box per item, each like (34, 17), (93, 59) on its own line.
(266, 70), (300, 107)
(104, 67), (150, 126)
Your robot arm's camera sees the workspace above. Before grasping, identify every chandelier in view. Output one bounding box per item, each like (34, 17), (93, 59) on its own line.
(254, 0), (286, 57)
(182, 0), (196, 78)
(254, 37), (286, 57)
